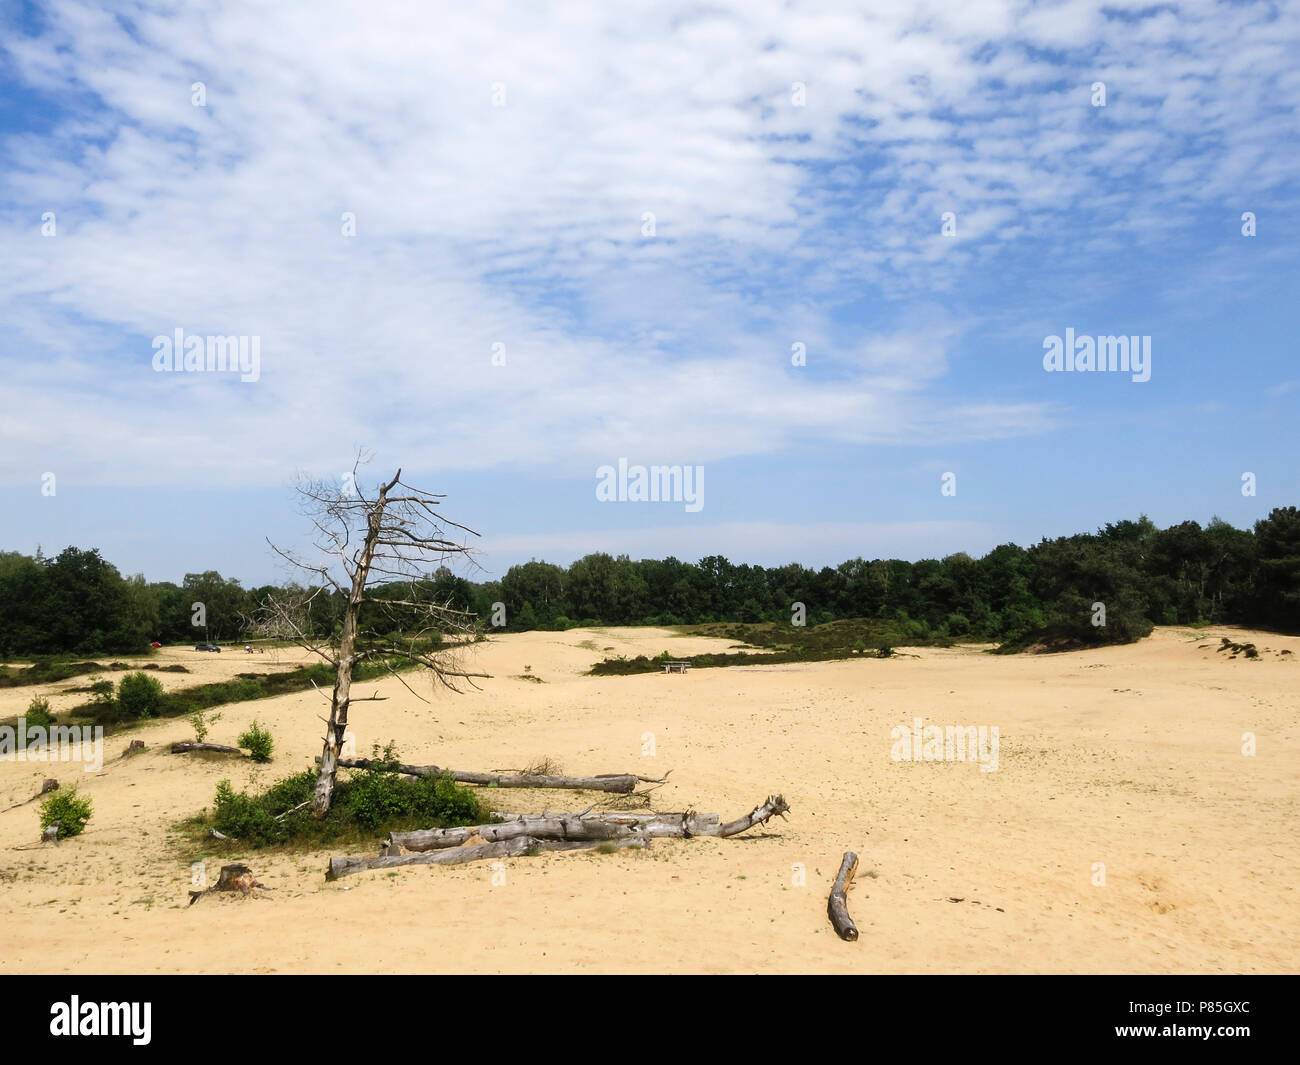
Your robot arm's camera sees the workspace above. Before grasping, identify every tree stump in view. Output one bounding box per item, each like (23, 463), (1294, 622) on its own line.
(39, 778), (59, 796)
(188, 862), (267, 904)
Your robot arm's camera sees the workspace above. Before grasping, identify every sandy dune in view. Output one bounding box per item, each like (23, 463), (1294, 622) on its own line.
(1, 626), (1296, 974)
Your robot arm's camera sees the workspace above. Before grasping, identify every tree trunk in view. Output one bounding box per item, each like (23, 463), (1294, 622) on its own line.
(493, 810), (719, 826)
(327, 796), (789, 878)
(710, 794), (790, 837)
(171, 741), (242, 755)
(827, 851), (860, 941)
(330, 755), (664, 794)
(328, 834), (650, 880)
(386, 811), (721, 853)
(313, 474), (398, 818)
(188, 862), (267, 904)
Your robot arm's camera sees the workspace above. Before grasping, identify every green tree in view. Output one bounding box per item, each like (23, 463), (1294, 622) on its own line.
(1254, 507), (1300, 632)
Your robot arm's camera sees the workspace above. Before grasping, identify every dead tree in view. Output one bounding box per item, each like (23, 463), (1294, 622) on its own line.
(385, 811), (722, 853)
(327, 836), (651, 880)
(329, 755), (666, 794)
(248, 454), (486, 817)
(330, 795), (791, 878)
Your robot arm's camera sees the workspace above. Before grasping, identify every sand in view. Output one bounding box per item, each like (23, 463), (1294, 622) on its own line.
(1, 626), (1296, 974)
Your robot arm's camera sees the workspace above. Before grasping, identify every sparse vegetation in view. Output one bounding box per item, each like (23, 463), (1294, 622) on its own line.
(24, 695), (53, 728)
(200, 758), (488, 848)
(237, 720), (274, 762)
(589, 620), (932, 675)
(39, 785), (93, 840)
(187, 708), (223, 743)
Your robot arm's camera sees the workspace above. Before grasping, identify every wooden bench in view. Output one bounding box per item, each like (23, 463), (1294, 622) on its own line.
(662, 660), (691, 674)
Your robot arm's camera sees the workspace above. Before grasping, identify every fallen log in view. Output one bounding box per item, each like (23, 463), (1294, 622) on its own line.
(384, 797), (787, 856)
(827, 851), (860, 942)
(3, 778), (63, 813)
(328, 834), (650, 880)
(709, 794), (790, 837)
(386, 810), (724, 854)
(492, 810), (720, 826)
(172, 741), (242, 755)
(329, 756), (666, 794)
(385, 816), (637, 854)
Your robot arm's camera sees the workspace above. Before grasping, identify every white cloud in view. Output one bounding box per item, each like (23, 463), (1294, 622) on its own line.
(0, 0), (1296, 487)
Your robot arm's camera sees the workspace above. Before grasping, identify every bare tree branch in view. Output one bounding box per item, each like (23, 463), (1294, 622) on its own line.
(246, 452), (488, 816)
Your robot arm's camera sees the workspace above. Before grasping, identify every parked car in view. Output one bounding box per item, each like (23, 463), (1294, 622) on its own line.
(193, 643), (222, 652)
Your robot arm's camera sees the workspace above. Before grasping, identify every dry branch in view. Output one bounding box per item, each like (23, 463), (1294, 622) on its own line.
(171, 741), (243, 755)
(385, 810), (724, 853)
(827, 851), (860, 942)
(327, 834), (650, 880)
(330, 756), (667, 794)
(2, 778), (60, 813)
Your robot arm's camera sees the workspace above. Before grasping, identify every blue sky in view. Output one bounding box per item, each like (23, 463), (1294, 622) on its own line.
(1, 0), (1297, 586)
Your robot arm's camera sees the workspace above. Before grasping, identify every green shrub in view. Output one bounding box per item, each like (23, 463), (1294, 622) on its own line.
(39, 785), (93, 839)
(116, 671), (163, 719)
(238, 720), (274, 763)
(262, 769), (317, 810)
(188, 709), (222, 743)
(207, 765), (488, 847)
(424, 770), (486, 826)
(87, 675), (116, 710)
(25, 694), (54, 728)
(213, 779), (284, 845)
(344, 769), (413, 829)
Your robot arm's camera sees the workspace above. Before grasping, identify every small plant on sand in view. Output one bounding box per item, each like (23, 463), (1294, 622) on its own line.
(238, 720), (274, 763)
(188, 708), (223, 743)
(39, 785), (93, 840)
(86, 675), (116, 712)
(24, 695), (54, 729)
(876, 644), (895, 658)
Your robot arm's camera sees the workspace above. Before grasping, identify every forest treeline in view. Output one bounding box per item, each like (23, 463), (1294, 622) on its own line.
(1, 508), (1297, 658)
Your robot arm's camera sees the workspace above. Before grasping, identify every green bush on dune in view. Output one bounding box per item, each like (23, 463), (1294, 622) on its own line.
(39, 785), (93, 840)
(208, 758), (488, 847)
(116, 671), (164, 719)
